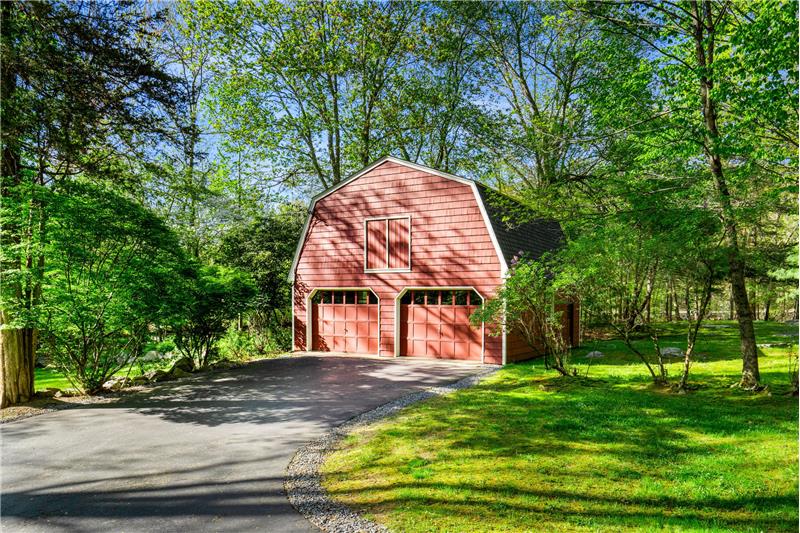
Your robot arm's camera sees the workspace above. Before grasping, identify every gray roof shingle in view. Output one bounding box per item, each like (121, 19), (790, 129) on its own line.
(474, 183), (565, 266)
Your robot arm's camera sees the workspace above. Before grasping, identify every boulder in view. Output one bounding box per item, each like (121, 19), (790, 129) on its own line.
(140, 350), (162, 362)
(169, 356), (194, 374)
(210, 360), (237, 371)
(659, 347), (684, 358)
(145, 369), (171, 383)
(102, 377), (133, 391)
(584, 351), (604, 359)
(170, 367), (192, 379)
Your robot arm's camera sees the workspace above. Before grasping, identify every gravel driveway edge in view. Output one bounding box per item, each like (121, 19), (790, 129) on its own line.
(284, 365), (499, 533)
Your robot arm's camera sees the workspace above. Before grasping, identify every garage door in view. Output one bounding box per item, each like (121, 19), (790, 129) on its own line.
(311, 290), (379, 353)
(400, 289), (483, 360)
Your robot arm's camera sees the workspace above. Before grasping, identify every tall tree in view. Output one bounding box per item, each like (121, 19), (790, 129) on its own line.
(0, 0), (178, 406)
(149, 0), (217, 259)
(195, 0), (487, 192)
(464, 2), (606, 190)
(582, 0), (798, 389)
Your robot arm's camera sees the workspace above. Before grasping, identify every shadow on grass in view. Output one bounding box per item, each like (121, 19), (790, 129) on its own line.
(322, 478), (797, 531)
(324, 350), (798, 532)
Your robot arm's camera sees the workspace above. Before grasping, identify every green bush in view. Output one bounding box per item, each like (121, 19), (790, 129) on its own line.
(40, 182), (191, 393)
(173, 265), (256, 369)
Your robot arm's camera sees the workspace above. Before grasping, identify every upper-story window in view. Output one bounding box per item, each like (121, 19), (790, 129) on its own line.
(364, 215), (410, 272)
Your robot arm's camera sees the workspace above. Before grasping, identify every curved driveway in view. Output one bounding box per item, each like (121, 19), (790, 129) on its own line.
(2, 355), (483, 532)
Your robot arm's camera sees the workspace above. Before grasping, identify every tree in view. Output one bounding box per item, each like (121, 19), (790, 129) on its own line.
(173, 265), (256, 369)
(39, 182), (190, 393)
(149, 0), (217, 259)
(0, 0), (178, 406)
(195, 0), (489, 192)
(215, 204), (306, 350)
(581, 0), (798, 389)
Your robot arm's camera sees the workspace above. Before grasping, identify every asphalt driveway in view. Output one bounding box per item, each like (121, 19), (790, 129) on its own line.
(1, 355), (484, 532)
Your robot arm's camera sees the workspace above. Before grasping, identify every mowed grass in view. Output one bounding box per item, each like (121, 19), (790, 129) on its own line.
(34, 367), (76, 391)
(322, 321), (799, 532)
(34, 361), (168, 393)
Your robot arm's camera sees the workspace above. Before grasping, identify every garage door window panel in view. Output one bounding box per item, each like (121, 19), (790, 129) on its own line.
(400, 288), (484, 360)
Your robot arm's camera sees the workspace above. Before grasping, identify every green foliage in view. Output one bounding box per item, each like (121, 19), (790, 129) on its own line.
(39, 181), (191, 393)
(173, 265), (256, 369)
(0, 178), (47, 329)
(473, 256), (575, 375)
(217, 325), (286, 362)
(194, 0), (486, 189)
(215, 204), (305, 350)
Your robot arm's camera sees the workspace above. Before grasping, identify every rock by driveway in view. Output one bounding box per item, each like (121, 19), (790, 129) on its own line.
(1, 355), (484, 533)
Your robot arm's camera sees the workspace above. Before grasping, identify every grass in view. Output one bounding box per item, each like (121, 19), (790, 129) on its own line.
(34, 367), (77, 392)
(322, 321), (799, 532)
(34, 360), (171, 393)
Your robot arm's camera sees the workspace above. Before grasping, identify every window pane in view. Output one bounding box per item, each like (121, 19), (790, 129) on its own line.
(441, 291), (454, 305)
(333, 291), (344, 304)
(400, 291), (412, 305)
(358, 291), (369, 304)
(469, 290), (482, 305)
(345, 291), (356, 304)
(413, 291), (425, 305)
(388, 218), (410, 269)
(366, 219), (388, 270)
(369, 291), (378, 304)
(454, 290), (468, 305)
(312, 292), (322, 304)
(321, 291), (331, 304)
(426, 290), (440, 305)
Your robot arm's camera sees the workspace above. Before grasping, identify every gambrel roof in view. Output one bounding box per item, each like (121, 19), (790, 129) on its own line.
(288, 156), (565, 281)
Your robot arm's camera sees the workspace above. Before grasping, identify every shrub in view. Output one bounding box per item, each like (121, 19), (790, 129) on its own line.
(41, 182), (191, 393)
(173, 265), (256, 369)
(472, 256), (576, 376)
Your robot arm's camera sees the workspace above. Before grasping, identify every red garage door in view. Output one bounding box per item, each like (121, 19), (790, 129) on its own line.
(400, 289), (483, 360)
(312, 290), (379, 354)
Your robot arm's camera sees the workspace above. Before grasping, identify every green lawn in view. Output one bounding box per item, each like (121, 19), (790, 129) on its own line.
(35, 367), (77, 391)
(323, 321), (799, 532)
(34, 361), (169, 393)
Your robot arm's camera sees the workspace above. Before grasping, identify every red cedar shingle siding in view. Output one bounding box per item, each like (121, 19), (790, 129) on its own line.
(506, 302), (581, 362)
(293, 160), (504, 363)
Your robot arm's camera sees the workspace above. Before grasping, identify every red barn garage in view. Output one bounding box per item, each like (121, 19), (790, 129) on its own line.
(289, 156), (578, 365)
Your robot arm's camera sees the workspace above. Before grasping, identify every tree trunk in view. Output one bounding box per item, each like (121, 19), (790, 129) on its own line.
(763, 297), (771, 322)
(691, 0), (759, 388)
(0, 313), (36, 408)
(666, 288), (672, 321)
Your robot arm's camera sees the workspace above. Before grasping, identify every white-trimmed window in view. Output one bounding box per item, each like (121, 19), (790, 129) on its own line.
(364, 216), (410, 272)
